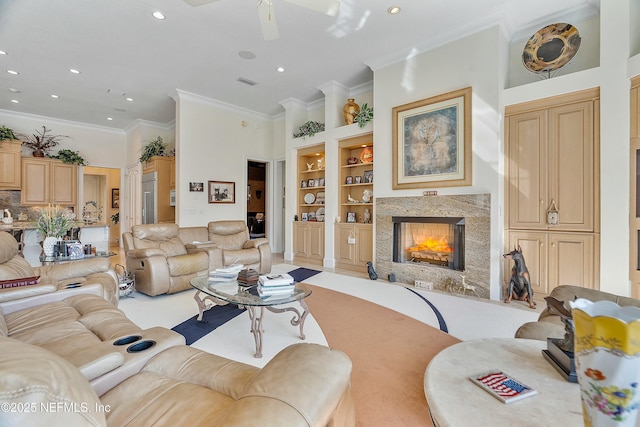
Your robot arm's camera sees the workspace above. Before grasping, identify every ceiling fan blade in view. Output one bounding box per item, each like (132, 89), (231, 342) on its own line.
(257, 0), (279, 40)
(284, 0), (340, 16)
(183, 0), (222, 7)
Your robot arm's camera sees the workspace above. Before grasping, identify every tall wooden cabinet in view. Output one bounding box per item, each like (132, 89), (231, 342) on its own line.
(294, 145), (325, 265)
(505, 88), (600, 296)
(335, 134), (374, 271)
(20, 157), (78, 206)
(630, 77), (640, 298)
(0, 140), (22, 190)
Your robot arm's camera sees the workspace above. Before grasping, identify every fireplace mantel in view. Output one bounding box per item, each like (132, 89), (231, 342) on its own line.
(376, 194), (490, 298)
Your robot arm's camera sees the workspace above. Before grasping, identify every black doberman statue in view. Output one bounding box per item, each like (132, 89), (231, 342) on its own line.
(503, 246), (536, 309)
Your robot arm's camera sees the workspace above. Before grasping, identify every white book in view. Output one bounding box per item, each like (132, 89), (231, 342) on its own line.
(258, 273), (294, 287)
(216, 264), (244, 274)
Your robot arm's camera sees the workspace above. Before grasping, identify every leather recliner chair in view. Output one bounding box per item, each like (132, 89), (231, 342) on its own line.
(207, 220), (272, 274)
(122, 224), (209, 296)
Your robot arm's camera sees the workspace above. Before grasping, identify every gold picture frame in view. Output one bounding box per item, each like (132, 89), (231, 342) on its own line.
(392, 87), (472, 189)
(208, 181), (235, 203)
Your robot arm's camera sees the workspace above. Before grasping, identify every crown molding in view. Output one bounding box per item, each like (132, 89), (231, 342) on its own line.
(171, 89), (272, 121)
(0, 108), (126, 135)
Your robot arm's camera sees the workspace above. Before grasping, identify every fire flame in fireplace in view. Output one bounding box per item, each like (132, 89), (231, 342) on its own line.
(407, 237), (453, 254)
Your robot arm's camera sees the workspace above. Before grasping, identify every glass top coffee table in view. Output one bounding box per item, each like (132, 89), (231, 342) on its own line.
(189, 276), (312, 358)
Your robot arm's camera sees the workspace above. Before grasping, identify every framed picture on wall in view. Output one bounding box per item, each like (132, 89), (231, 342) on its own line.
(392, 86), (472, 189)
(189, 182), (204, 192)
(208, 181), (235, 203)
(111, 188), (120, 208)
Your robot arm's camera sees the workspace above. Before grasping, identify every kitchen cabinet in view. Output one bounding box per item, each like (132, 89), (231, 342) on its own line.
(293, 221), (324, 265)
(142, 156), (175, 223)
(20, 157), (77, 206)
(0, 139), (22, 190)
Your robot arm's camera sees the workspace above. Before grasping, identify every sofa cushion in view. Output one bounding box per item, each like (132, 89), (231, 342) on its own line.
(132, 224), (188, 257)
(0, 232), (19, 264)
(208, 221), (250, 250)
(0, 336), (107, 427)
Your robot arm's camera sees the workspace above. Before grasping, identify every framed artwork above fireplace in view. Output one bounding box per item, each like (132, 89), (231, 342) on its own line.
(392, 87), (472, 189)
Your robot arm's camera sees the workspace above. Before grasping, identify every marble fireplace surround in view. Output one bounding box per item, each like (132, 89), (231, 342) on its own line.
(375, 194), (491, 299)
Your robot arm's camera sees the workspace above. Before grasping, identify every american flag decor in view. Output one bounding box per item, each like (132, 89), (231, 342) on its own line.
(470, 371), (537, 403)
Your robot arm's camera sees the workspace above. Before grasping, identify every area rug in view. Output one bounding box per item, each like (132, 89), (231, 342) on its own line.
(305, 285), (461, 427)
(171, 304), (245, 345)
(288, 267), (321, 282)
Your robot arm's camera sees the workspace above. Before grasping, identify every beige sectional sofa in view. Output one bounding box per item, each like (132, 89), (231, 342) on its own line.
(123, 221), (272, 296)
(515, 284), (640, 341)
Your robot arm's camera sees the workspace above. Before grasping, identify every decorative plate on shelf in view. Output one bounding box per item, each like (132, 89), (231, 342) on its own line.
(304, 192), (316, 204)
(360, 147), (373, 163)
(522, 23), (581, 73)
(316, 207), (325, 222)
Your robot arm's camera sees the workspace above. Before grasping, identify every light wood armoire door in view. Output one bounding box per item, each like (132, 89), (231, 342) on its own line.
(548, 101), (594, 232)
(506, 231), (547, 296)
(507, 110), (547, 230)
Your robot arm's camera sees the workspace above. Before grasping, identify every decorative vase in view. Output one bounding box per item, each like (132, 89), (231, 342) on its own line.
(32, 149), (45, 157)
(343, 98), (360, 125)
(43, 236), (58, 257)
(570, 298), (640, 427)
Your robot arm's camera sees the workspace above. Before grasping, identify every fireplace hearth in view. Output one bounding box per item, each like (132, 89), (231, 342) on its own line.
(393, 217), (465, 271)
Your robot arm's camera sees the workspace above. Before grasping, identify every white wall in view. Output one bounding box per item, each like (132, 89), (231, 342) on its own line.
(172, 90), (275, 227)
(372, 26), (505, 298)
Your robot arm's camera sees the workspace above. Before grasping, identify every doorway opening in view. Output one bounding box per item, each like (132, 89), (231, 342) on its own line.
(247, 161), (267, 239)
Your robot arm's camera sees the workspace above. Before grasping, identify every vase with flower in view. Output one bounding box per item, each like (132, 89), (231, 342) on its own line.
(37, 205), (75, 257)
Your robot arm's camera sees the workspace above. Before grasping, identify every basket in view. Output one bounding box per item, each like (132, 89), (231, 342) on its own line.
(115, 264), (135, 298)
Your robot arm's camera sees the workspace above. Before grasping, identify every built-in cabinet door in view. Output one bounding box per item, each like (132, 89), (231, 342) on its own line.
(293, 222), (308, 258)
(548, 101), (594, 232)
(50, 163), (77, 205)
(335, 224), (355, 265)
(0, 140), (21, 189)
(507, 231), (547, 297)
(308, 223), (324, 259)
(355, 224), (374, 266)
(548, 232), (596, 293)
(507, 110), (547, 230)
(21, 159), (49, 204)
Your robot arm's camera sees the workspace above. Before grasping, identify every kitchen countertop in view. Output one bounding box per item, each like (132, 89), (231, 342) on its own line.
(0, 221), (109, 231)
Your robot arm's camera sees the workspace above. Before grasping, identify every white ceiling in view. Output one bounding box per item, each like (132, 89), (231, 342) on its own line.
(0, 0), (599, 131)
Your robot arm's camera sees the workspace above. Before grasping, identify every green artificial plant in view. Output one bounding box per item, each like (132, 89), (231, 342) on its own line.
(139, 136), (167, 163)
(50, 149), (87, 165)
(0, 125), (16, 140)
(354, 103), (373, 128)
(293, 121), (325, 138)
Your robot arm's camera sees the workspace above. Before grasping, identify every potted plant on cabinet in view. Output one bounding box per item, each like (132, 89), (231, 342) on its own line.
(19, 126), (69, 157)
(36, 205), (75, 257)
(0, 125), (17, 141)
(139, 136), (167, 163)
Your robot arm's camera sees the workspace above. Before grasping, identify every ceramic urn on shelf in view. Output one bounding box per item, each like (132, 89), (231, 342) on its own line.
(343, 98), (360, 125)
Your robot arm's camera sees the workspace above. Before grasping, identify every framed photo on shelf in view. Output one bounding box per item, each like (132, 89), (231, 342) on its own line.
(345, 176), (353, 185)
(319, 177), (325, 187)
(301, 180), (307, 188)
(364, 170), (373, 183)
(354, 175), (362, 184)
(392, 86), (472, 189)
(301, 212), (308, 221)
(308, 212), (317, 221)
(346, 212), (356, 223)
(314, 178), (320, 187)
(315, 191), (325, 204)
(308, 179), (315, 187)
(208, 180), (235, 203)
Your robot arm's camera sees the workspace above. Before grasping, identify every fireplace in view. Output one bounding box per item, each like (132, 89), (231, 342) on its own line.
(392, 216), (465, 271)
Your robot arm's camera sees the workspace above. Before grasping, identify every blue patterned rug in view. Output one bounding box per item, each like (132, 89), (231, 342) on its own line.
(171, 304), (245, 345)
(288, 267), (321, 282)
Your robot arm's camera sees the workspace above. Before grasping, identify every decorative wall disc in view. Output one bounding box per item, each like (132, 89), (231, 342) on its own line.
(522, 23), (581, 73)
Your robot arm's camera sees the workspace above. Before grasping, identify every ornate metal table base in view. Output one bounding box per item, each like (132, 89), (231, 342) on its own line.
(193, 290), (309, 358)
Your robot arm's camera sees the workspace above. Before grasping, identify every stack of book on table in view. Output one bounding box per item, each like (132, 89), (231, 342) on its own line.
(258, 273), (295, 297)
(209, 264), (244, 282)
(237, 268), (259, 286)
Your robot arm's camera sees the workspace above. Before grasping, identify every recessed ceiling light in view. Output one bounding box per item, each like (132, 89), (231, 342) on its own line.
(6, 70), (18, 75)
(125, 97), (134, 102)
(50, 94), (59, 99)
(10, 99), (19, 103)
(107, 117), (113, 121)
(152, 11), (165, 20)
(387, 6), (401, 14)
(0, 50), (7, 55)
(238, 51), (256, 60)
(69, 68), (80, 74)
(276, 67), (285, 73)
